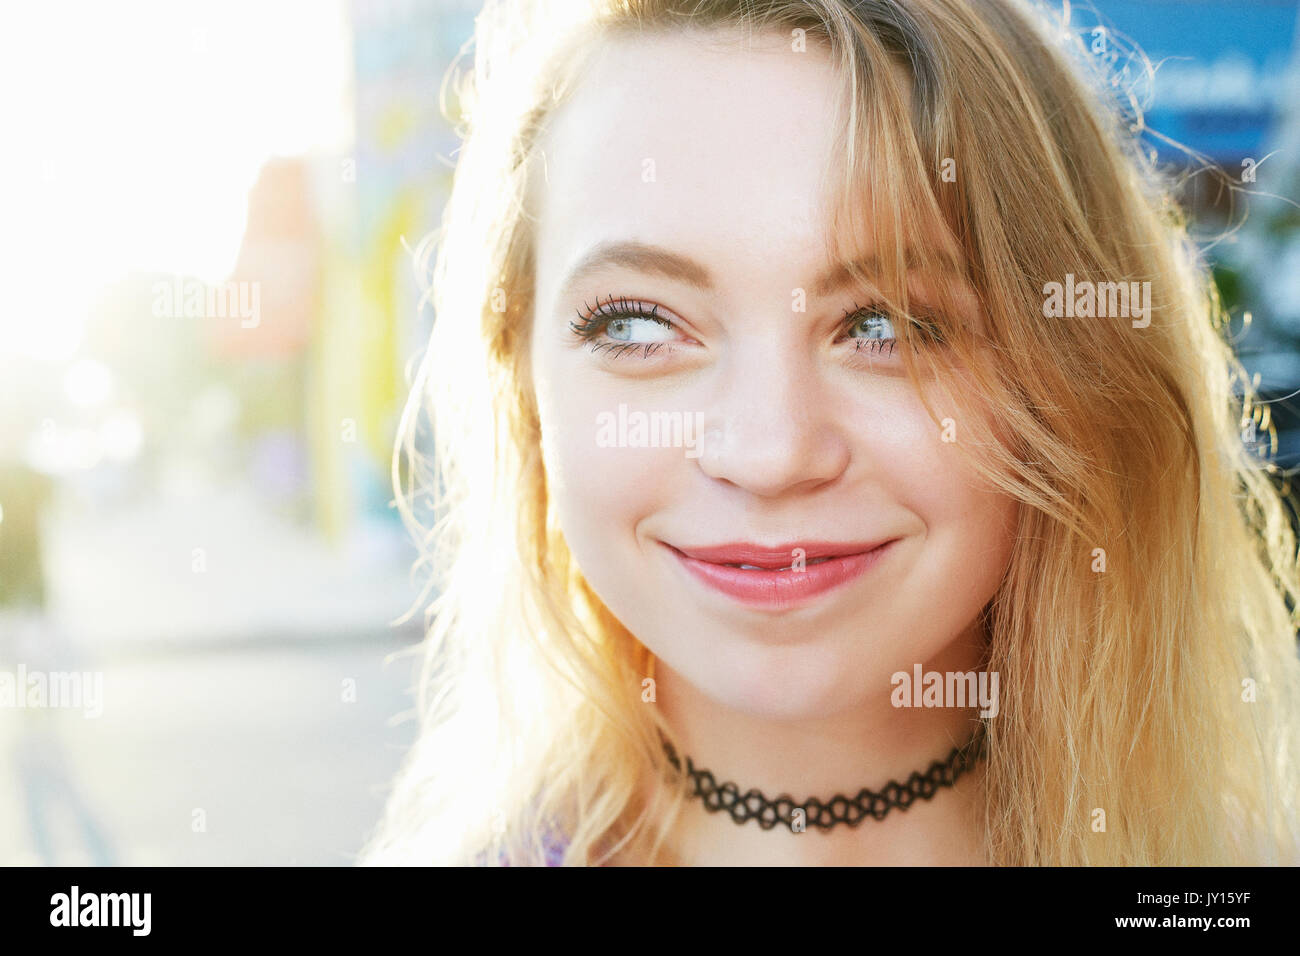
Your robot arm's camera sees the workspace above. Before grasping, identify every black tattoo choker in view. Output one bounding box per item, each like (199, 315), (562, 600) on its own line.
(659, 720), (988, 832)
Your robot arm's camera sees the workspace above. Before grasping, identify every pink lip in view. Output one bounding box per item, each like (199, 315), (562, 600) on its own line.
(665, 538), (899, 611)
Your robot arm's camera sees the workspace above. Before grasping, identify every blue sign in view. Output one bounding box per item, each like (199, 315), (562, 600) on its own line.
(1088, 0), (1298, 161)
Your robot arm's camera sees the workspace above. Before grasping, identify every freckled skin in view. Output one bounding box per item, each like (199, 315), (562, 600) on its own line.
(529, 30), (1017, 731)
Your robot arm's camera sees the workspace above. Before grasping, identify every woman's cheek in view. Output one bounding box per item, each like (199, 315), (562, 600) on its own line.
(539, 384), (666, 552)
(891, 390), (1018, 590)
(838, 381), (946, 498)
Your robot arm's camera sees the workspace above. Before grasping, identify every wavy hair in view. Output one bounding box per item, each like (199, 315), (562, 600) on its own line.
(359, 0), (1300, 865)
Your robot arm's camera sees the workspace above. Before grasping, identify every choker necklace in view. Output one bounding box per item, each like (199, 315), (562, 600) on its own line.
(659, 721), (988, 832)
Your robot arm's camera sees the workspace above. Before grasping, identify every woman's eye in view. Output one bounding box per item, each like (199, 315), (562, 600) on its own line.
(605, 315), (677, 343)
(570, 296), (686, 359)
(843, 307), (898, 354)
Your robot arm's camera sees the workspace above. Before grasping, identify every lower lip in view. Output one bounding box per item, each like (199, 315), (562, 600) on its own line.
(668, 540), (898, 611)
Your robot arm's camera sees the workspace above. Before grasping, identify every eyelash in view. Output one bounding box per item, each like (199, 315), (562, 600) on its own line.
(570, 295), (676, 360)
(570, 294), (909, 360)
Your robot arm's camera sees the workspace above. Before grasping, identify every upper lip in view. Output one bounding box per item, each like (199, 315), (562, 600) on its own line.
(669, 539), (895, 568)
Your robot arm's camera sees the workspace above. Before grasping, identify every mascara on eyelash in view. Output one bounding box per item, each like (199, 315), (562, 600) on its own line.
(570, 297), (934, 360)
(847, 303), (950, 350)
(578, 296), (884, 339)
(570, 295), (665, 339)
(590, 341), (670, 360)
(854, 338), (898, 355)
(587, 294), (664, 322)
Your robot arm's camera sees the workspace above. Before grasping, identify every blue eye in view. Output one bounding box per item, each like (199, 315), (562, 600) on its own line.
(604, 315), (677, 343)
(570, 295), (686, 360)
(843, 307), (898, 355)
(846, 309), (896, 340)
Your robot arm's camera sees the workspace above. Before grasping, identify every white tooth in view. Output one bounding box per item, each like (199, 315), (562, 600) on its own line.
(738, 564), (763, 571)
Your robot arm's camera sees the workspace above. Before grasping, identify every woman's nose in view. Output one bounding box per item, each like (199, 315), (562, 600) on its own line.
(694, 344), (851, 498)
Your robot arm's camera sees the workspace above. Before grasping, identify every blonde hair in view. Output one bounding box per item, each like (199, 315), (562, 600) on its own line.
(360, 0), (1300, 865)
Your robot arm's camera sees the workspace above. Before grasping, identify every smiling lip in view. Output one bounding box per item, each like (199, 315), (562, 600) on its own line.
(665, 539), (899, 611)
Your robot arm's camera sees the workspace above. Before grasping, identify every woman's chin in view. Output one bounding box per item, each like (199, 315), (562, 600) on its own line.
(660, 641), (882, 722)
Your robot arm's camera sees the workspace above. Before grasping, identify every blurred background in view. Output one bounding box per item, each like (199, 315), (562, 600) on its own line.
(0, 0), (1298, 865)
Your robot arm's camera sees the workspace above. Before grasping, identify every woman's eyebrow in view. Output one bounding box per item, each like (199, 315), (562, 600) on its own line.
(556, 240), (714, 301)
(555, 238), (965, 302)
(813, 249), (966, 297)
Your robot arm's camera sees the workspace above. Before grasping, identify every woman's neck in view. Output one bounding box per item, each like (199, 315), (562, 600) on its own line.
(651, 634), (991, 866)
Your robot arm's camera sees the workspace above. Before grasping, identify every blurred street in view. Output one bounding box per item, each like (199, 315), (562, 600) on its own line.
(0, 631), (421, 866)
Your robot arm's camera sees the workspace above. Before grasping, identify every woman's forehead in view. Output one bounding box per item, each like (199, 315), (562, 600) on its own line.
(533, 30), (844, 213)
(531, 27), (956, 300)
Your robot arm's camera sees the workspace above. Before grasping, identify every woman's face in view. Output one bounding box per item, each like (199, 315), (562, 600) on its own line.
(528, 28), (1018, 720)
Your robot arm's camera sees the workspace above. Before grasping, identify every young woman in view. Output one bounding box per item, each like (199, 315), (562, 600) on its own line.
(360, 0), (1300, 865)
